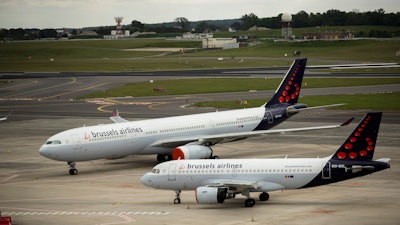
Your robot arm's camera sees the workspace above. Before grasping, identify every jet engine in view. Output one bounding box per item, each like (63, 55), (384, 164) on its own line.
(172, 145), (212, 160)
(195, 186), (228, 204)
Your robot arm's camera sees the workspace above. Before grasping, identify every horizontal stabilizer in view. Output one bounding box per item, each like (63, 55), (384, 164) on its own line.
(351, 165), (375, 173)
(287, 103), (345, 114)
(376, 158), (391, 163)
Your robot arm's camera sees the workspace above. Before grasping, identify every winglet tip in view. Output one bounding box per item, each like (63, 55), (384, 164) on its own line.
(341, 117), (354, 126)
(111, 109), (119, 117)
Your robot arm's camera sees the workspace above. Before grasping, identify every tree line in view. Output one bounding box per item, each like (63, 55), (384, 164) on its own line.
(1, 9), (399, 40)
(240, 9), (400, 30)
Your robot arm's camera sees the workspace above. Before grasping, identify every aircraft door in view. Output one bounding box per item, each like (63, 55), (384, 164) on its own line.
(265, 111), (273, 124)
(322, 162), (331, 179)
(168, 164), (177, 181)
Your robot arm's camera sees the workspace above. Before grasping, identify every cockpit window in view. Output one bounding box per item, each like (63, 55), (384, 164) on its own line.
(46, 140), (62, 145)
(151, 169), (160, 174)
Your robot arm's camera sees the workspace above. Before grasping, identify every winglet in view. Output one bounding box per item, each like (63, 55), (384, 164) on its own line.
(341, 117), (354, 126)
(0, 111), (12, 121)
(109, 109), (129, 123)
(111, 109), (119, 117)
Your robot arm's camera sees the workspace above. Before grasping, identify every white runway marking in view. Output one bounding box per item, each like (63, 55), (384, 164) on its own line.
(3, 211), (169, 216)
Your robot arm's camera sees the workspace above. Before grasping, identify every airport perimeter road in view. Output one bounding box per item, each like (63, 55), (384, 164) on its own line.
(0, 112), (399, 225)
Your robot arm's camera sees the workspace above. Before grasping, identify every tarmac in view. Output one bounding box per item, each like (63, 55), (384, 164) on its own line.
(0, 111), (399, 225)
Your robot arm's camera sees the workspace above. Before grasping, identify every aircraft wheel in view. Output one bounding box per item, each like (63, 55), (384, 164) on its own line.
(69, 168), (78, 175)
(244, 198), (255, 207)
(174, 198), (181, 204)
(212, 155), (219, 159)
(259, 192), (269, 201)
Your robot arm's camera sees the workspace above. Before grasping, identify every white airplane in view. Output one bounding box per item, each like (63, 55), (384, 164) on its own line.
(39, 58), (347, 175)
(141, 112), (390, 207)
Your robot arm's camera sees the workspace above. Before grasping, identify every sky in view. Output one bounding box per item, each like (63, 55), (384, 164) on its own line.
(0, 0), (399, 29)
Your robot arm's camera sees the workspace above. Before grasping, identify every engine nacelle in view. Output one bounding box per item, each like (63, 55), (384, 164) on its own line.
(172, 145), (212, 160)
(195, 186), (228, 204)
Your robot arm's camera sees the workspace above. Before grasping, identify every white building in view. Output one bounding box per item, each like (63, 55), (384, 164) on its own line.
(202, 38), (237, 49)
(182, 33), (213, 40)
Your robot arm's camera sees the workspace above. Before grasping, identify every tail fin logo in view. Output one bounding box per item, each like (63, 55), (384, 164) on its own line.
(278, 78), (301, 103)
(333, 112), (381, 161)
(278, 63), (303, 104)
(265, 58), (307, 107)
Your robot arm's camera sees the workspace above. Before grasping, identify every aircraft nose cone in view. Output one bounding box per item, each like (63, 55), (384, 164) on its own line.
(39, 145), (54, 159)
(140, 173), (153, 187)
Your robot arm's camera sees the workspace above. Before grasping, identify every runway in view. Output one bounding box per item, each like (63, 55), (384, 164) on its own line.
(0, 70), (399, 224)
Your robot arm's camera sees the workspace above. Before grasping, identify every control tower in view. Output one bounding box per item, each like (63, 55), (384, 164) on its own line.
(281, 13), (292, 39)
(114, 17), (124, 36)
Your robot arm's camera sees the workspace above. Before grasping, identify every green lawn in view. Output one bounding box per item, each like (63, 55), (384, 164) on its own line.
(193, 92), (400, 111)
(79, 77), (400, 99)
(0, 37), (399, 72)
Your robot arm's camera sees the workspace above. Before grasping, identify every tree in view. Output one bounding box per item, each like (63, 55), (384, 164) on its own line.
(131, 20), (145, 32)
(230, 21), (242, 31)
(323, 9), (346, 26)
(293, 11), (309, 27)
(195, 21), (210, 33)
(241, 13), (259, 30)
(39, 29), (57, 39)
(174, 17), (191, 32)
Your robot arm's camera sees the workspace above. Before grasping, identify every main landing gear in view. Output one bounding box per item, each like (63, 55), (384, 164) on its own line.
(243, 191), (270, 207)
(68, 161), (78, 175)
(171, 190), (269, 207)
(157, 154), (172, 162)
(174, 190), (181, 204)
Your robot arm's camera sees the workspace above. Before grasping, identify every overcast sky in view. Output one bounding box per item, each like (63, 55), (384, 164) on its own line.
(0, 0), (399, 29)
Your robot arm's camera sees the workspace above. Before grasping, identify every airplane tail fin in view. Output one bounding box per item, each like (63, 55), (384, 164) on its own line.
(331, 112), (382, 161)
(264, 58), (307, 108)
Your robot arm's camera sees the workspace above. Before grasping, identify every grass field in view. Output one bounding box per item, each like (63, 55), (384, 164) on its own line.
(79, 77), (400, 99)
(0, 33), (399, 72)
(1, 30), (399, 111)
(79, 77), (400, 111)
(193, 92), (400, 111)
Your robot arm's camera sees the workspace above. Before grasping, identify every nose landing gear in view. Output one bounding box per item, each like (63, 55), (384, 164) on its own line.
(68, 161), (78, 175)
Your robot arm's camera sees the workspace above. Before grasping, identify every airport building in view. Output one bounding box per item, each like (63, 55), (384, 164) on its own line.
(302, 31), (355, 40)
(201, 38), (238, 49)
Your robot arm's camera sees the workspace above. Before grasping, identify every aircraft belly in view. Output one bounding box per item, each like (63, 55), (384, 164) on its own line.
(71, 139), (140, 161)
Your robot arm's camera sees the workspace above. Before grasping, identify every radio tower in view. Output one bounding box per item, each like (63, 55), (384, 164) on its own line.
(114, 17), (124, 36)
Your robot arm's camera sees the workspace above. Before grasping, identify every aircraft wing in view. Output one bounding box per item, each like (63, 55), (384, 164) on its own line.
(202, 179), (285, 193)
(149, 117), (353, 148)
